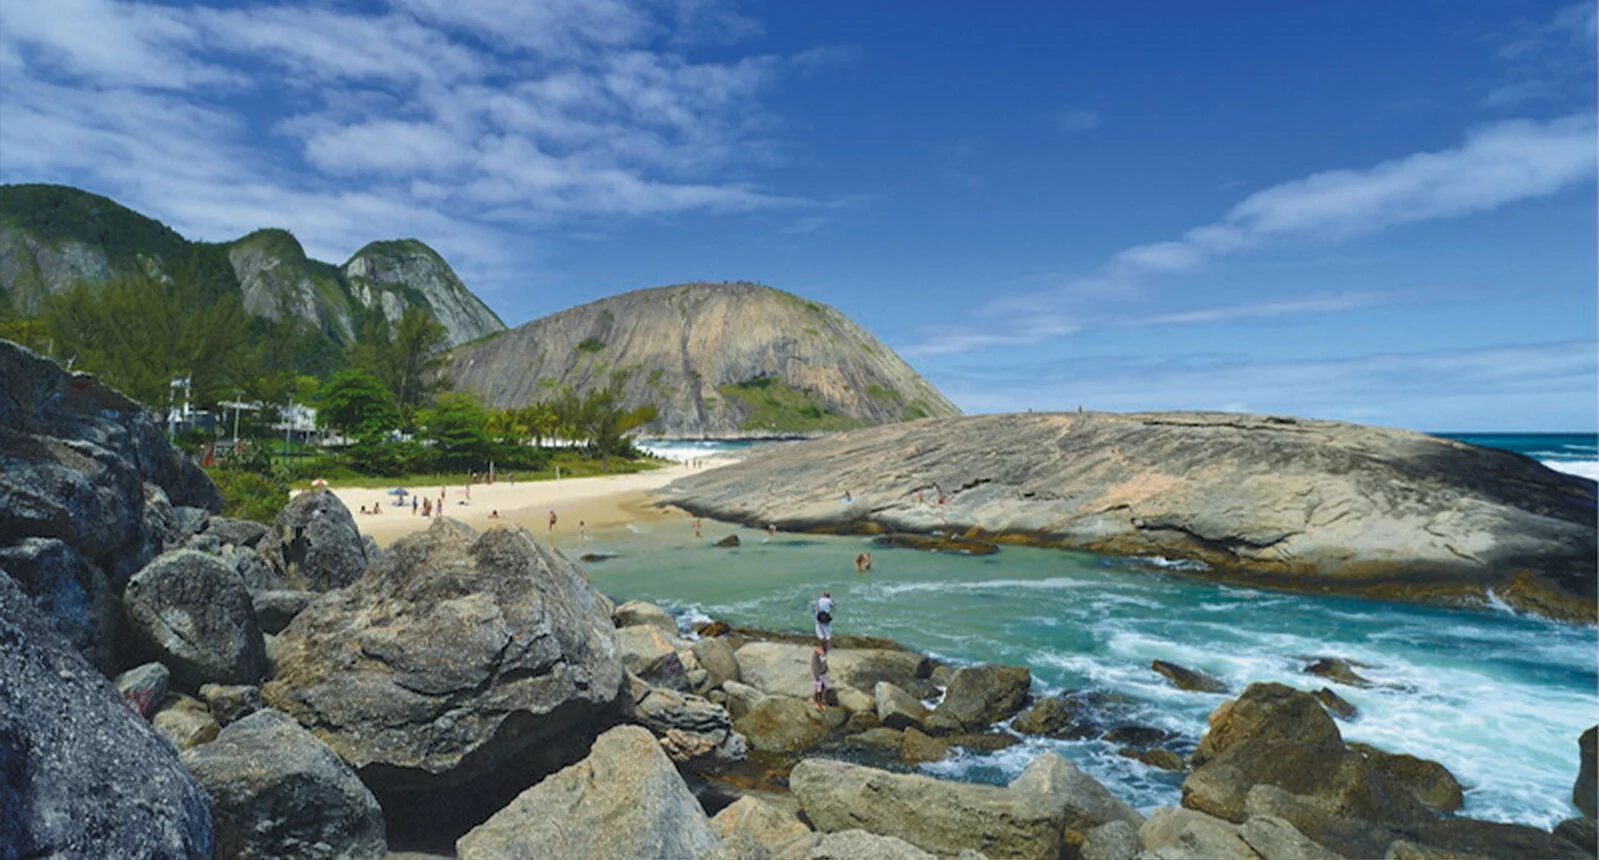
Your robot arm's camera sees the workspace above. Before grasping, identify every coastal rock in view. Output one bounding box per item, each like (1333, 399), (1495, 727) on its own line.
(1239, 814), (1343, 860)
(123, 548), (267, 691)
(1304, 657), (1372, 688)
(736, 642), (934, 701)
(262, 520), (626, 827)
(717, 534), (742, 547)
(1010, 693), (1096, 739)
(1151, 659), (1227, 694)
(626, 675), (748, 771)
(201, 516), (268, 549)
(871, 533), (999, 555)
(615, 598), (678, 631)
(256, 488), (369, 592)
(1348, 743), (1463, 813)
(1080, 820), (1140, 860)
(0, 572), (212, 858)
(710, 795), (816, 859)
(693, 636), (743, 689)
(734, 695), (830, 753)
(617, 623), (691, 673)
(1313, 687), (1358, 720)
(927, 664), (1031, 732)
(0, 340), (221, 671)
(455, 725), (719, 860)
(899, 726), (948, 764)
(723, 680), (769, 720)
(115, 660), (170, 718)
(251, 588), (315, 634)
(808, 830), (937, 859)
(1009, 751), (1145, 841)
(1119, 748), (1186, 771)
(1554, 816), (1597, 854)
(152, 693), (221, 750)
(1576, 725), (1597, 819)
(875, 681), (931, 730)
(659, 411), (1597, 622)
(946, 731), (1024, 753)
(181, 709), (386, 860)
(1139, 807), (1258, 859)
(199, 683), (263, 727)
(1100, 724), (1170, 747)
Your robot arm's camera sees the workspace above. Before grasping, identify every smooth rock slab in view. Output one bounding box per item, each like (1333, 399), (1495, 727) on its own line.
(124, 549), (267, 691)
(808, 829), (937, 859)
(182, 709), (386, 860)
(456, 725), (719, 860)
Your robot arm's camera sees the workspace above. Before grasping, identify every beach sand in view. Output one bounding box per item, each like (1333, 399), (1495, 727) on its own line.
(330, 459), (725, 548)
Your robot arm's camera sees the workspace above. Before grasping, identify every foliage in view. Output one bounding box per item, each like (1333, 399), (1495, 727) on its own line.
(718, 376), (866, 433)
(576, 337), (606, 353)
(418, 393), (493, 471)
(552, 373), (658, 468)
(206, 468), (289, 523)
(314, 369), (400, 443)
(350, 306), (450, 422)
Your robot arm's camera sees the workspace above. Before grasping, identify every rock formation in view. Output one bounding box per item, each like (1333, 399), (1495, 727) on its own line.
(661, 411), (1597, 621)
(446, 281), (959, 436)
(123, 548), (268, 691)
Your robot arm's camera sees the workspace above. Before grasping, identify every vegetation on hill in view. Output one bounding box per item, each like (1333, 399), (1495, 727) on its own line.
(718, 376), (868, 433)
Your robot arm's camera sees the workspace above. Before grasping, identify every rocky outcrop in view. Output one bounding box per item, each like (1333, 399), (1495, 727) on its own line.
(262, 519), (626, 823)
(256, 489), (370, 592)
(625, 674), (747, 771)
(736, 642), (935, 700)
(123, 549), (267, 692)
(0, 339), (221, 671)
(1152, 660), (1227, 694)
(661, 411), (1597, 622)
(710, 795), (816, 858)
(181, 709), (387, 860)
(925, 664), (1031, 732)
(0, 572), (212, 858)
(343, 239), (505, 348)
(456, 725), (720, 860)
(1576, 726), (1597, 819)
(446, 282), (960, 437)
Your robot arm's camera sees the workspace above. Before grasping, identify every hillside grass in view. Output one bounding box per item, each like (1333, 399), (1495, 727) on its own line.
(718, 376), (867, 433)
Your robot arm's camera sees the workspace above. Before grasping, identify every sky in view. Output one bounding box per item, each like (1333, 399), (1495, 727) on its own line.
(1, 0), (1595, 431)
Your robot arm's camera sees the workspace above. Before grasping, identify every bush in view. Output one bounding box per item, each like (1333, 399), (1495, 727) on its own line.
(206, 467), (289, 523)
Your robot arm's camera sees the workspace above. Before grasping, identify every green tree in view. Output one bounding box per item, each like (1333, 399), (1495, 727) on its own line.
(314, 369), (399, 444)
(571, 373), (657, 470)
(351, 307), (450, 423)
(419, 394), (492, 470)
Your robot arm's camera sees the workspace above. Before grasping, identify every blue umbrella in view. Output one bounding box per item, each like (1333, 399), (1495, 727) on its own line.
(388, 488), (408, 496)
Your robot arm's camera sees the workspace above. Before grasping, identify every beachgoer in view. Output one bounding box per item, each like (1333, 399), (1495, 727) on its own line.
(359, 504), (368, 515)
(489, 510), (499, 519)
(465, 483), (471, 501)
(422, 498), (431, 517)
(548, 509), (558, 534)
(578, 520), (586, 543)
(854, 552), (872, 572)
(766, 523), (777, 538)
(694, 518), (701, 539)
(814, 590), (833, 650)
(412, 496), (418, 515)
(811, 643), (830, 708)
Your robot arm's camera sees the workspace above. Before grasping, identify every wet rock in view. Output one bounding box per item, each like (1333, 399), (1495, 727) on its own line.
(927, 664), (1031, 732)
(876, 680), (930, 730)
(1010, 693), (1097, 739)
(262, 520), (625, 826)
(735, 696), (830, 753)
(456, 725), (719, 860)
(124, 549), (267, 691)
(1313, 687), (1357, 720)
(1416, 815), (1589, 859)
(1554, 816), (1597, 855)
(808, 829), (937, 859)
(250, 588), (314, 634)
(198, 683), (263, 727)
(1576, 725), (1597, 819)
(697, 619), (733, 637)
(944, 731), (1024, 753)
(114, 661), (170, 718)
(900, 726), (948, 764)
(1349, 742), (1463, 814)
(1151, 659), (1226, 693)
(1100, 724), (1170, 747)
(256, 488), (370, 591)
(1119, 747), (1186, 771)
(716, 534), (741, 547)
(152, 693), (221, 750)
(871, 533), (999, 556)
(615, 599), (678, 631)
(181, 709), (386, 860)
(736, 642), (934, 700)
(0, 571), (213, 858)
(1304, 657), (1372, 688)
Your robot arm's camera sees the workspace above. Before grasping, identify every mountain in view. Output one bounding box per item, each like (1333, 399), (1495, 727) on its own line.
(0, 184), (503, 347)
(446, 281), (961, 437)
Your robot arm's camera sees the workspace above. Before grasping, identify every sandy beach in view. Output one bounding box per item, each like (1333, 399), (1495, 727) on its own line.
(329, 459), (727, 548)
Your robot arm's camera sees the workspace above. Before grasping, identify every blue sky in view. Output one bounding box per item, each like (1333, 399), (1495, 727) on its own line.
(2, 0), (1594, 431)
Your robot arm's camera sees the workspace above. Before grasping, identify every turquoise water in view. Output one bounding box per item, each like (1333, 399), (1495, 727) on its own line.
(588, 432), (1597, 828)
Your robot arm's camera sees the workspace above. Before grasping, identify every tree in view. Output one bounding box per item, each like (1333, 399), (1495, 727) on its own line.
(314, 369), (399, 444)
(351, 307), (450, 423)
(419, 394), (492, 470)
(570, 373), (657, 470)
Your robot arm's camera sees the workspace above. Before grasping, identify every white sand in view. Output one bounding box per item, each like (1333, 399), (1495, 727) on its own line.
(328, 459), (728, 547)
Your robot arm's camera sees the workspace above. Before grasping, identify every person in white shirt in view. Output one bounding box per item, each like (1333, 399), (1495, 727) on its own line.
(814, 591), (833, 649)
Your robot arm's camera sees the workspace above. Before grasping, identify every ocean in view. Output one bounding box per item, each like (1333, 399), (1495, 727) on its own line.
(598, 431), (1598, 829)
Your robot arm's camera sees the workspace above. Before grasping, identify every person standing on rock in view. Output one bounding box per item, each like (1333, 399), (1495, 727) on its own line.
(815, 590), (833, 650)
(811, 643), (830, 708)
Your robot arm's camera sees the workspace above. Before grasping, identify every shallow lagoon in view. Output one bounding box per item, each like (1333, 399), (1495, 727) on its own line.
(578, 514), (1597, 829)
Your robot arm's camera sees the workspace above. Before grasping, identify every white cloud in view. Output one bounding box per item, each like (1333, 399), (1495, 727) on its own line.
(1141, 291), (1388, 326)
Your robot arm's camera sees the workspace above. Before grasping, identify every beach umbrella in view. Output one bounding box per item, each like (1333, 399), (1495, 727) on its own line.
(389, 488), (408, 496)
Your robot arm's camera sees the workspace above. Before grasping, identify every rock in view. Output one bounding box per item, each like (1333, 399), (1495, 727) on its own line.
(124, 549), (267, 691)
(871, 533), (999, 555)
(115, 661), (170, 718)
(1554, 816), (1597, 854)
(229, 545), (283, 590)
(152, 693), (221, 750)
(1100, 725), (1169, 747)
(199, 683), (263, 727)
(618, 623), (692, 673)
(900, 726), (948, 764)
(456, 724), (719, 860)
(717, 534), (742, 547)
(737, 642), (935, 700)
(660, 411), (1599, 623)
(1304, 657), (1372, 688)
(692, 636), (743, 688)
(640, 649), (694, 692)
(735, 695), (831, 753)
(181, 709), (386, 860)
(928, 664), (1031, 732)
(0, 571), (213, 858)
(1414, 815), (1590, 859)
(1313, 687), (1358, 720)
(710, 795), (815, 859)
(808, 830), (937, 859)
(876, 681), (931, 730)
(203, 516), (268, 548)
(1576, 725), (1597, 819)
(615, 599), (679, 631)
(1151, 660), (1226, 693)
(256, 488), (370, 591)
(1244, 783), (1397, 860)
(251, 588), (315, 634)
(1081, 820), (1140, 860)
(1010, 693), (1096, 739)
(846, 727), (905, 750)
(1349, 743), (1463, 813)
(627, 676), (747, 771)
(0, 340), (222, 671)
(261, 520), (626, 830)
(171, 506), (210, 542)
(1238, 814), (1343, 860)
(1119, 747), (1186, 771)
(697, 618), (733, 637)
(945, 731), (1024, 753)
(723, 679), (769, 720)
(341, 237), (506, 347)
(1139, 807), (1258, 859)
(1008, 751), (1145, 840)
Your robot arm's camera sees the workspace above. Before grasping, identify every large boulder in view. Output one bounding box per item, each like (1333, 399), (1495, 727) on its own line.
(181, 709), (386, 860)
(736, 642), (933, 700)
(456, 725), (720, 860)
(201, 516), (269, 549)
(617, 623), (691, 673)
(0, 570), (212, 858)
(614, 599), (678, 631)
(262, 520), (626, 828)
(692, 636), (743, 689)
(0, 341), (221, 671)
(256, 488), (369, 591)
(790, 753), (1122, 859)
(659, 411), (1598, 622)
(875, 681), (930, 730)
(1576, 725), (1597, 819)
(123, 548), (267, 691)
(735, 695), (831, 753)
(710, 795), (816, 859)
(626, 674), (747, 771)
(808, 830), (937, 859)
(1139, 808), (1258, 859)
(927, 664), (1031, 732)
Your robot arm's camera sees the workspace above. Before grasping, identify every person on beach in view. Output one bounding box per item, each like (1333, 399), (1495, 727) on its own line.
(854, 552), (872, 572)
(578, 520), (586, 543)
(694, 518), (701, 539)
(422, 498), (431, 517)
(811, 643), (830, 708)
(548, 509), (558, 534)
(412, 496), (418, 515)
(815, 590), (833, 650)
(489, 510), (499, 519)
